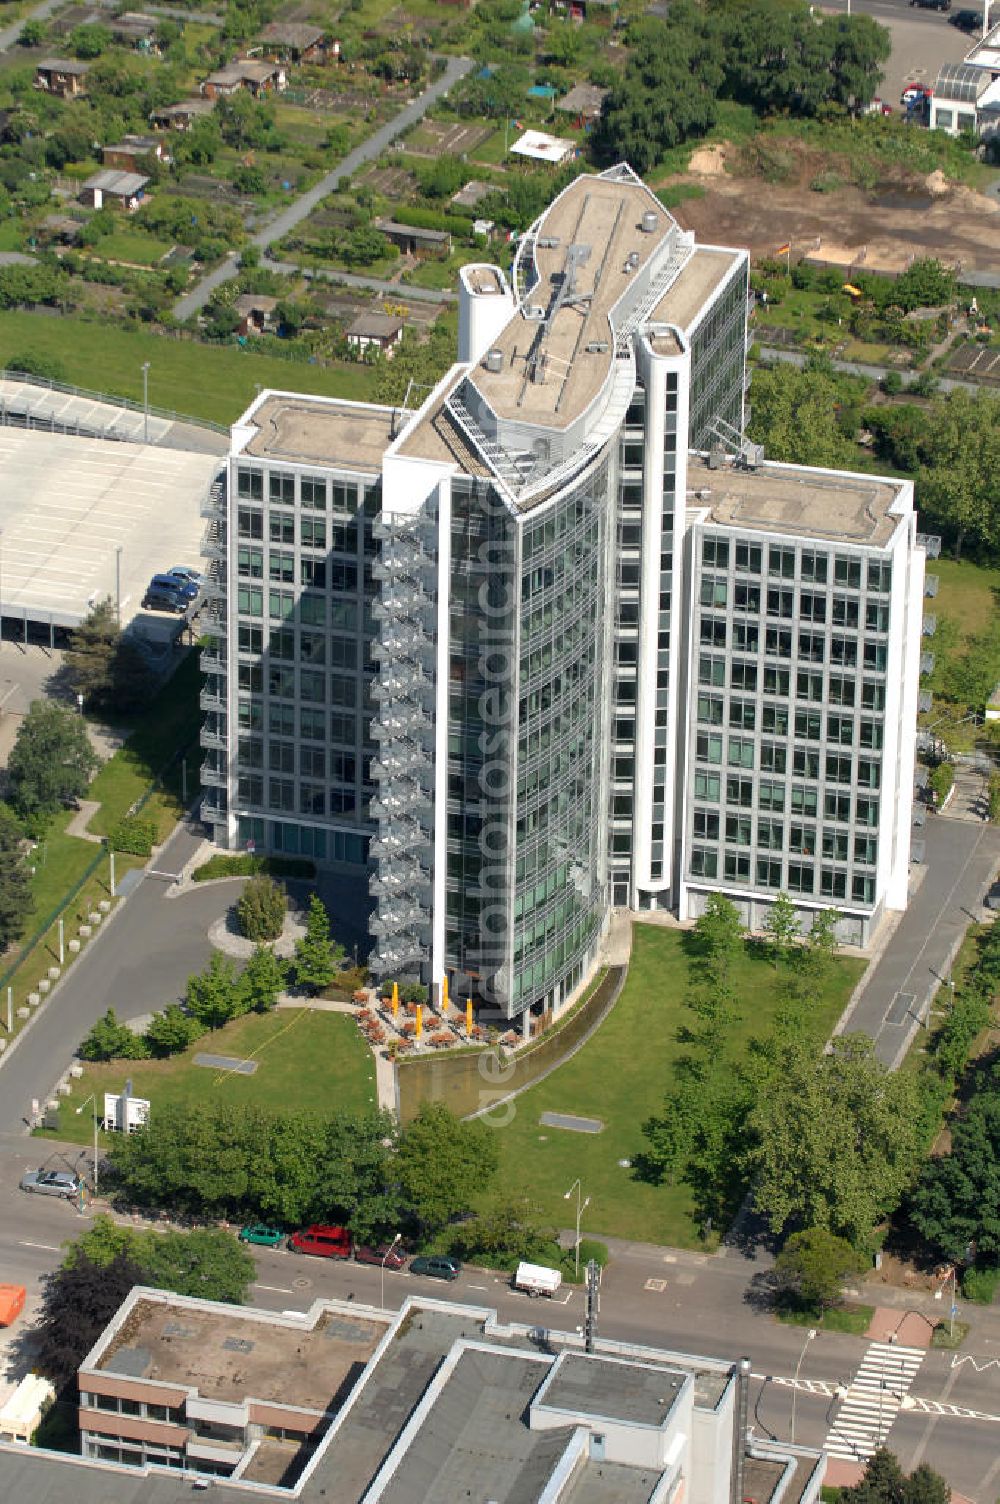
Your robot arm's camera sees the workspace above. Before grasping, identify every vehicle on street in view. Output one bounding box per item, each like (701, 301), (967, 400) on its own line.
(951, 7), (982, 27)
(142, 576), (189, 614)
(911, 0), (951, 10)
(239, 1223), (284, 1247)
(166, 566), (203, 590)
(20, 1169), (81, 1199)
(513, 1261), (563, 1298)
(355, 1243), (407, 1270)
(985, 882), (1000, 912)
(901, 85), (933, 105)
(288, 1225), (352, 1259)
(409, 1255), (462, 1282)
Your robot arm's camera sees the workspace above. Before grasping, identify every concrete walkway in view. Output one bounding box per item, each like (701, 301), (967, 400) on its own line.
(173, 54), (474, 320)
(758, 345), (984, 396)
(64, 800), (103, 843)
(266, 257), (456, 304)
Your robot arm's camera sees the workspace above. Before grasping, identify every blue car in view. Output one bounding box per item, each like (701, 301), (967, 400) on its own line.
(158, 570), (199, 600)
(167, 566), (203, 592)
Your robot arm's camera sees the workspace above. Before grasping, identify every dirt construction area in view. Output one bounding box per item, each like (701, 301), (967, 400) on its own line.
(673, 150), (1000, 278)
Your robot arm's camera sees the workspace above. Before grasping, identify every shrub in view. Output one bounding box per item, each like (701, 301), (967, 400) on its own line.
(145, 1004), (205, 1058)
(237, 875), (286, 941)
(192, 854), (314, 882)
(6, 350), (66, 382)
(80, 1008), (149, 1061)
(108, 815), (157, 857)
(962, 1265), (1000, 1304)
(929, 762), (954, 806)
(881, 371), (903, 395)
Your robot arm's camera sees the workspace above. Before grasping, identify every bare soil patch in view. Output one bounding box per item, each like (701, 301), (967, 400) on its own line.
(671, 144), (1000, 275)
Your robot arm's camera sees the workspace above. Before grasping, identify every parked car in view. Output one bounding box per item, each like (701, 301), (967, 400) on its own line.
(355, 1243), (407, 1271)
(901, 85), (933, 105)
(951, 7), (982, 27)
(142, 576), (189, 614)
(166, 566), (203, 590)
(911, 0), (950, 10)
(289, 1225), (352, 1259)
(20, 1169), (81, 1199)
(159, 570), (199, 601)
(409, 1255), (462, 1282)
(239, 1223), (284, 1247)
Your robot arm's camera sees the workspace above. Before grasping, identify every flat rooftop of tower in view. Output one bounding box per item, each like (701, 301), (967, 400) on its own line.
(467, 172), (677, 430)
(238, 394), (396, 473)
(93, 1296), (383, 1411)
(653, 246), (742, 331)
(690, 454), (905, 547)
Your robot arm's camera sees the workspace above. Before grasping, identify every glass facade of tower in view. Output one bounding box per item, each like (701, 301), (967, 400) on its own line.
(687, 271), (748, 448)
(511, 457), (612, 1015)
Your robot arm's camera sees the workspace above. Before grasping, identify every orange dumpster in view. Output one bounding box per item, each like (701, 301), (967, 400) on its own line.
(0, 1285), (26, 1327)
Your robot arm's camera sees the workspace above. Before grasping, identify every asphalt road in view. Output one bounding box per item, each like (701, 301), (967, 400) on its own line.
(0, 816), (234, 1137)
(173, 54), (474, 321)
(4, 1160), (1000, 1496)
(852, 817), (1000, 1065)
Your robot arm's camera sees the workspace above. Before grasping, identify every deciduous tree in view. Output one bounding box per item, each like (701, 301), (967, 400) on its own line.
(774, 1226), (862, 1311)
(0, 803), (30, 952)
(185, 951), (242, 1031)
(34, 1252), (146, 1389)
(7, 700), (98, 825)
(397, 1102), (499, 1235)
(748, 1035), (925, 1246)
(764, 892), (801, 970)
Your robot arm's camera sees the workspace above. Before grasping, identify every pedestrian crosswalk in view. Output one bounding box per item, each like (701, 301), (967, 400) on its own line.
(824, 1340), (926, 1462)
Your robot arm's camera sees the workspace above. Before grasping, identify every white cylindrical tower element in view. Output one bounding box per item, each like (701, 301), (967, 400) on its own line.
(458, 264), (515, 365)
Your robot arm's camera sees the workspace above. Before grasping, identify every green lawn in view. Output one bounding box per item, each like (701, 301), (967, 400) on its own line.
(922, 556), (1000, 750)
(95, 232), (173, 267)
(779, 1304), (874, 1336)
(38, 1009), (379, 1145)
(485, 924), (864, 1248)
(0, 312), (378, 426)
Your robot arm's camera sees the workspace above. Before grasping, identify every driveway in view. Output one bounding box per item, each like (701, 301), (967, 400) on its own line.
(173, 55), (474, 320)
(844, 816), (1000, 1066)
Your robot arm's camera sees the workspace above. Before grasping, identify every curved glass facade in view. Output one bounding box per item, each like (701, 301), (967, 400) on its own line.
(512, 457), (613, 1014)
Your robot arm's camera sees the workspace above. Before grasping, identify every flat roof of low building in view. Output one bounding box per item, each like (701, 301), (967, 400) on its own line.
(0, 421), (220, 628)
(537, 1351), (686, 1428)
(94, 1297), (382, 1411)
(556, 82), (609, 116)
(691, 453), (905, 547)
(653, 246), (742, 331)
(239, 394), (396, 472)
(563, 1459), (666, 1503)
(346, 311), (404, 340)
(261, 20), (325, 46)
(37, 56), (90, 73)
(152, 97), (214, 117)
(510, 128), (578, 163)
(375, 217), (450, 244)
(83, 169), (149, 195)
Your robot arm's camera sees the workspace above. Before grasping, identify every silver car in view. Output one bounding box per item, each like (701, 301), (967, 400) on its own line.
(20, 1169), (80, 1199)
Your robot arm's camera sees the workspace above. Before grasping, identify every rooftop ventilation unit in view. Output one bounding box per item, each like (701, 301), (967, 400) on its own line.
(524, 304), (546, 321)
(624, 251), (640, 274)
(641, 211), (658, 234)
(483, 348), (504, 373)
(584, 341), (609, 354)
(530, 352), (548, 385)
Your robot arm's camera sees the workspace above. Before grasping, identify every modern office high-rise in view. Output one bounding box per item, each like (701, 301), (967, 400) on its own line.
(203, 164), (926, 1028)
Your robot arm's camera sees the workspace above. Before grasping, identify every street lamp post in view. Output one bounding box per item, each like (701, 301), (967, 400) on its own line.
(563, 1179), (590, 1279)
(381, 1232), (402, 1311)
(141, 361), (151, 444)
(115, 545), (123, 626)
(75, 1093), (100, 1195)
(790, 1327), (817, 1445)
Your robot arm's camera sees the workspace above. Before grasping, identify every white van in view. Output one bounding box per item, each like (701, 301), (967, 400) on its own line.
(514, 1261), (563, 1298)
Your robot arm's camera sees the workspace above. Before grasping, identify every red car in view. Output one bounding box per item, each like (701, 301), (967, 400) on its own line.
(355, 1243), (407, 1271)
(289, 1225), (352, 1259)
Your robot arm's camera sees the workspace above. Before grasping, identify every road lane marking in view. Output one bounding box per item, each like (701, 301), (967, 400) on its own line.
(19, 1241), (60, 1252)
(253, 1284), (294, 1294)
(467, 1284), (489, 1291)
